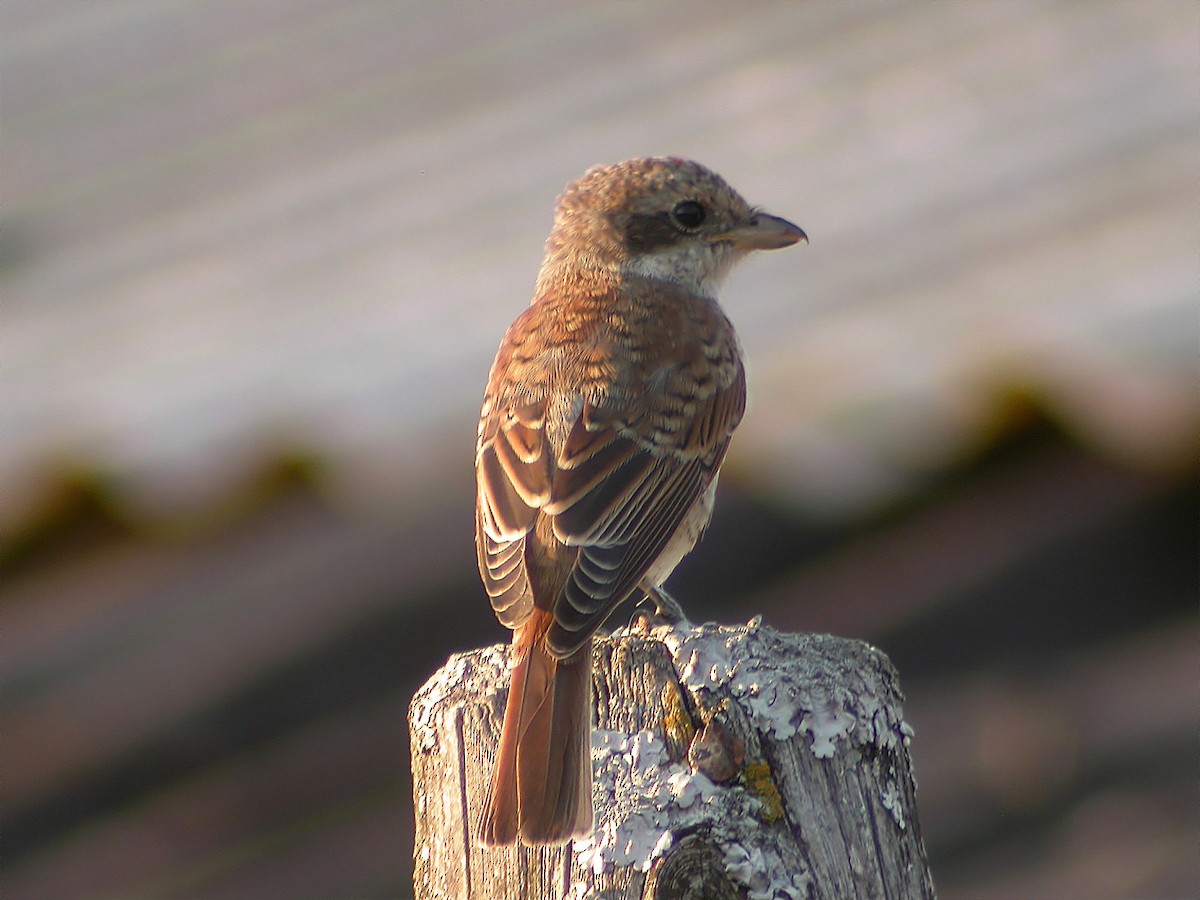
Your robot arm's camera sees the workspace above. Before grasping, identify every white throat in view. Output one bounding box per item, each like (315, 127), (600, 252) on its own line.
(622, 242), (739, 298)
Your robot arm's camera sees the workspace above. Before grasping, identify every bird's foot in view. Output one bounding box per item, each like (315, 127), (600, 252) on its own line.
(629, 585), (691, 633)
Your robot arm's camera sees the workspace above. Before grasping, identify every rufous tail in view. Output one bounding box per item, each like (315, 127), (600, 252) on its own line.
(480, 635), (593, 845)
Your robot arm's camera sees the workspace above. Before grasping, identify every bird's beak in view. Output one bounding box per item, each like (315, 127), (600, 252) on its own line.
(708, 213), (807, 250)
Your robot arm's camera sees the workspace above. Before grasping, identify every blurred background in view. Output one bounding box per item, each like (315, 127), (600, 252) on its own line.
(3, 2), (1197, 898)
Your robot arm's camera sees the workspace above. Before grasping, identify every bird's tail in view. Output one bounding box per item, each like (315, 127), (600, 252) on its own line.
(479, 628), (593, 846)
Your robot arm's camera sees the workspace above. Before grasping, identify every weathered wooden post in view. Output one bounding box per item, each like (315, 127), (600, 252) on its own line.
(409, 618), (934, 898)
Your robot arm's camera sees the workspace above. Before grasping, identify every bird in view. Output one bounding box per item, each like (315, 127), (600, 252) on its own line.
(475, 157), (805, 846)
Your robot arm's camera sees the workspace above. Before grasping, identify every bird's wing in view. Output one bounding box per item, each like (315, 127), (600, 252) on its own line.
(542, 364), (743, 656)
(476, 288), (745, 655)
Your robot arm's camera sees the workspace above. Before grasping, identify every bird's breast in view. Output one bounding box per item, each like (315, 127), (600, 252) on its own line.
(641, 477), (720, 588)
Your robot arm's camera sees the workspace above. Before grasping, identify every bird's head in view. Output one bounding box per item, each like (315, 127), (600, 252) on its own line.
(540, 157), (805, 297)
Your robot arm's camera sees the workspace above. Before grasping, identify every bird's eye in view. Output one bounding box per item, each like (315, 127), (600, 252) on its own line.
(671, 200), (706, 230)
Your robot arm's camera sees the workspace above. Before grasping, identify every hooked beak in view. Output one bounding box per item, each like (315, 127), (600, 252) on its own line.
(708, 212), (807, 251)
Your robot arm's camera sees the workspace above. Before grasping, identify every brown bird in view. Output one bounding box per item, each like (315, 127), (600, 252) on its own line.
(475, 157), (805, 845)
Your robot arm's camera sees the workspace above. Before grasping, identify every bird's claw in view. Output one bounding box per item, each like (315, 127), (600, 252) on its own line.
(629, 585), (691, 633)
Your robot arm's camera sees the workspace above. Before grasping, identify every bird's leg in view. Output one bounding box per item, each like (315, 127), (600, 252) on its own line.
(646, 584), (688, 623)
(629, 583), (691, 631)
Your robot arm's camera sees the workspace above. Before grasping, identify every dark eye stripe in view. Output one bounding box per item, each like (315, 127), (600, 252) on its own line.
(621, 212), (679, 252)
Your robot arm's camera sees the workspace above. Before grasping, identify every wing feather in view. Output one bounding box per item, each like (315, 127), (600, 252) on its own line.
(549, 457), (708, 648)
(476, 509), (533, 627)
(478, 443), (537, 541)
(491, 423), (552, 508)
